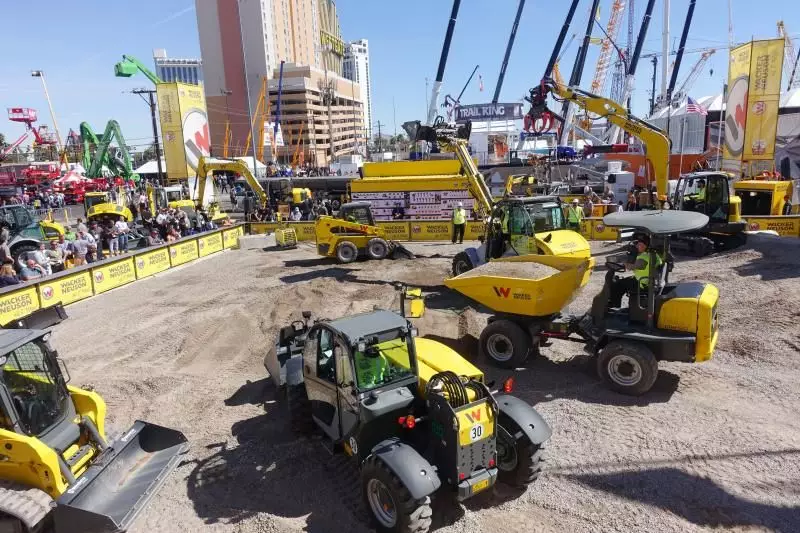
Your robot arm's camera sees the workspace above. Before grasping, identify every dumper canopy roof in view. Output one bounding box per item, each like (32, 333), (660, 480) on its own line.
(603, 210), (709, 235)
(326, 310), (410, 345)
(0, 329), (44, 357)
(500, 195), (560, 205)
(340, 201), (373, 210)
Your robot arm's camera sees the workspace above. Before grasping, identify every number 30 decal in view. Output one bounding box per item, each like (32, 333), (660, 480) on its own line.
(470, 424), (483, 441)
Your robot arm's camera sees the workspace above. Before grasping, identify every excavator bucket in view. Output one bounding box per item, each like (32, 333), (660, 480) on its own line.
(53, 420), (188, 533)
(390, 241), (416, 260)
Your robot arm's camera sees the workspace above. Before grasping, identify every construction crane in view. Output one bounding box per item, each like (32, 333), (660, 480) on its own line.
(672, 49), (715, 102)
(589, 0), (626, 97)
(426, 0), (462, 125)
(777, 21), (800, 90)
(0, 108), (57, 161)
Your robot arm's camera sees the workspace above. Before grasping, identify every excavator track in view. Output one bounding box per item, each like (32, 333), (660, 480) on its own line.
(0, 481), (53, 531)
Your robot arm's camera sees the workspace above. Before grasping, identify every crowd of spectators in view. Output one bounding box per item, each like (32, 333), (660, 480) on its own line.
(245, 196), (335, 223)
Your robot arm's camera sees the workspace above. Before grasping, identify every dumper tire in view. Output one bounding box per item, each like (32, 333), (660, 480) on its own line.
(690, 237), (714, 257)
(479, 320), (531, 369)
(451, 252), (473, 276)
(361, 456), (432, 533)
(496, 415), (546, 488)
(336, 241), (359, 264)
(597, 340), (658, 396)
(287, 384), (315, 435)
(367, 238), (390, 260)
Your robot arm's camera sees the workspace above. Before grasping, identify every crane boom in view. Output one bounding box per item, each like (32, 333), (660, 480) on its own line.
(114, 55), (163, 85)
(674, 49), (715, 101)
(0, 132), (31, 161)
(195, 157), (269, 209)
(777, 21), (800, 90)
(590, 0), (625, 96)
(427, 0), (462, 125)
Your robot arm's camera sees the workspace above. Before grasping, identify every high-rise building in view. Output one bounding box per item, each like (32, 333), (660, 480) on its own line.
(343, 39), (372, 139)
(195, 0), (343, 156)
(153, 49), (203, 85)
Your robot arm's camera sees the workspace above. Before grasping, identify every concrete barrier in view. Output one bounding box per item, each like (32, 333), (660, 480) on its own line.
(0, 224), (244, 326)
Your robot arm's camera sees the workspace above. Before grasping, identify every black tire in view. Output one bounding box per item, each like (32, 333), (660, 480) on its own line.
(451, 251), (473, 276)
(361, 456), (432, 533)
(0, 516), (25, 533)
(596, 340), (658, 395)
(287, 384), (315, 435)
(11, 244), (38, 267)
(496, 416), (545, 488)
(367, 238), (389, 260)
(691, 237), (713, 257)
(336, 241), (358, 264)
(479, 320), (531, 369)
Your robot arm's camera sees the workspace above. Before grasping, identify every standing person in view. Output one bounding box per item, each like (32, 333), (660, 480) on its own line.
(69, 232), (90, 266)
(625, 191), (638, 212)
(451, 202), (467, 244)
(104, 221), (119, 257)
(114, 218), (130, 253)
(219, 174), (228, 193)
(229, 189), (238, 211)
(567, 199), (584, 231)
(46, 241), (65, 273)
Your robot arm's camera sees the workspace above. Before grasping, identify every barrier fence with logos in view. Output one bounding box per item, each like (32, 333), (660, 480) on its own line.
(0, 224), (244, 326)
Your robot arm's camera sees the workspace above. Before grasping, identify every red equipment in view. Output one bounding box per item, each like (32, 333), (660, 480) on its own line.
(1, 108), (57, 162)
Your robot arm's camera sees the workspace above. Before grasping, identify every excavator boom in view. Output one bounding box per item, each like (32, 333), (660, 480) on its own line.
(195, 157), (269, 209)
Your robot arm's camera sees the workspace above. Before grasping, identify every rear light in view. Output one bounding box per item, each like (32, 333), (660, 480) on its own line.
(459, 472), (465, 480)
(398, 415), (416, 429)
(488, 458), (495, 467)
(503, 377), (514, 393)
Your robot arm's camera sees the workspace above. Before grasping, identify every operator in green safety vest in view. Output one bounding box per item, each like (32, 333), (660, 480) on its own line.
(689, 179), (706, 205)
(609, 235), (663, 308)
(567, 198), (584, 230)
(354, 345), (389, 389)
(451, 202), (467, 244)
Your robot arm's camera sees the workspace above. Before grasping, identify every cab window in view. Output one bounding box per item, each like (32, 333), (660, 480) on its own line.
(318, 329), (335, 383)
(342, 206), (373, 225)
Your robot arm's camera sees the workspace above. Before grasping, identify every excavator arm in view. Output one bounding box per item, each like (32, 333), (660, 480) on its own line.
(528, 79), (671, 198)
(195, 157), (269, 209)
(114, 55), (163, 85)
(453, 141), (494, 217)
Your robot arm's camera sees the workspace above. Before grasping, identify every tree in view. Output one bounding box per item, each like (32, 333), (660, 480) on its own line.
(0, 132), (6, 148)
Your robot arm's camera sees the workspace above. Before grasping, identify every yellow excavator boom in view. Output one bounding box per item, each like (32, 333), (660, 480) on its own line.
(195, 157), (269, 208)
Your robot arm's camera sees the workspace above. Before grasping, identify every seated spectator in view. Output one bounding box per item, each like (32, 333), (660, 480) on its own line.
(32, 242), (52, 275)
(290, 207), (302, 221)
(45, 241), (65, 273)
(19, 258), (45, 281)
(0, 237), (10, 264)
(392, 203), (405, 219)
(147, 230), (164, 246)
(0, 261), (20, 287)
(221, 216), (234, 227)
(166, 226), (180, 243)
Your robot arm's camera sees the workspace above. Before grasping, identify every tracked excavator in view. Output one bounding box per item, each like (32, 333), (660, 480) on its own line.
(526, 78), (747, 255)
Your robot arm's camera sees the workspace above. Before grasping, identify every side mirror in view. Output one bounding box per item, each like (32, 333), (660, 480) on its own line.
(302, 311), (312, 319)
(55, 355), (71, 383)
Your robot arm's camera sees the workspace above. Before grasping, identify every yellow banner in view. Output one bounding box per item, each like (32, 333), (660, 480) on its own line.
(293, 223), (316, 241)
(157, 82), (210, 181)
(465, 221), (485, 241)
(134, 248), (172, 278)
(409, 221), (452, 241)
(169, 240), (199, 266)
(0, 287), (39, 326)
(722, 43), (752, 171)
(743, 39), (784, 162)
(223, 228), (241, 249)
(92, 259), (136, 294)
(39, 271), (93, 307)
(746, 216), (800, 237)
(376, 222), (410, 241)
(198, 231), (223, 257)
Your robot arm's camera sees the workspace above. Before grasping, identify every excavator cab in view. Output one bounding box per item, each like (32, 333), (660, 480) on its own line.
(338, 202), (375, 226)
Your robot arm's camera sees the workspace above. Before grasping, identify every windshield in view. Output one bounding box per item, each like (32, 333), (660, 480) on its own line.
(166, 190), (183, 202)
(353, 332), (415, 392)
(3, 341), (67, 435)
(84, 195), (107, 209)
(517, 203), (566, 233)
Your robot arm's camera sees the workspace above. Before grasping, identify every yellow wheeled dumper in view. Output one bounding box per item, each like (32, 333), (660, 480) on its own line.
(446, 211), (720, 396)
(0, 307), (188, 532)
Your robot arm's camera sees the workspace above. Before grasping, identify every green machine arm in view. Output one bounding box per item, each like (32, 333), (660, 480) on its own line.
(114, 55), (163, 85)
(80, 121), (139, 181)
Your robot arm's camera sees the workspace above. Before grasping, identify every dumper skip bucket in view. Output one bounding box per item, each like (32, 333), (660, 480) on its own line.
(54, 420), (188, 533)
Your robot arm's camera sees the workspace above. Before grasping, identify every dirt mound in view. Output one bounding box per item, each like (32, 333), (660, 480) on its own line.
(458, 260), (559, 279)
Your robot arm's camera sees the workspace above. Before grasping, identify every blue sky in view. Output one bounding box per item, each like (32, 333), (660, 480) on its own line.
(0, 0), (796, 148)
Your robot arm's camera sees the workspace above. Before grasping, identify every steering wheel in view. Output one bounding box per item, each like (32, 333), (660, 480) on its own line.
(606, 260), (626, 273)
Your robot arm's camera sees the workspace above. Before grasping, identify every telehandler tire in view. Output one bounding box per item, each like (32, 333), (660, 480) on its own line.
(367, 238), (390, 260)
(479, 320), (531, 368)
(287, 384), (315, 435)
(336, 241), (358, 264)
(496, 416), (545, 488)
(361, 456), (432, 533)
(597, 340), (658, 395)
(451, 252), (473, 276)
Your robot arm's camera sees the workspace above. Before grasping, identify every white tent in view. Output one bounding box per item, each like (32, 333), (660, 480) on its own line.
(134, 159), (167, 175)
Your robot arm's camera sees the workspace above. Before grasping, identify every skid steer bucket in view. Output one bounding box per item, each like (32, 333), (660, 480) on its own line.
(53, 420), (188, 533)
(390, 241), (416, 260)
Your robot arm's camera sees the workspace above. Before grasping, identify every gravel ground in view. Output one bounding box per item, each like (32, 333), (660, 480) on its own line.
(50, 235), (800, 533)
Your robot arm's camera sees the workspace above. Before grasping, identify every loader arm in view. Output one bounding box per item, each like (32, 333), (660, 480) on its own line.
(453, 141), (494, 217)
(195, 157), (269, 208)
(529, 79), (671, 198)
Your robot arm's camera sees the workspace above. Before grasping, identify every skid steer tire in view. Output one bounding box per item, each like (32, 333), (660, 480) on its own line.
(479, 320), (531, 369)
(367, 238), (390, 260)
(597, 340), (658, 396)
(451, 252), (473, 276)
(287, 384), (315, 435)
(496, 416), (546, 488)
(336, 241), (359, 264)
(361, 456), (432, 533)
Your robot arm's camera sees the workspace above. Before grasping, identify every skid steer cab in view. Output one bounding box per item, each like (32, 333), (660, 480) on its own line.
(0, 327), (188, 533)
(314, 201), (415, 264)
(283, 309), (551, 533)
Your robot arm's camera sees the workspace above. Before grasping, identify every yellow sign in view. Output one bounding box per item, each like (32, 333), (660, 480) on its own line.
(39, 271), (93, 307)
(92, 259), (136, 294)
(293, 223), (316, 241)
(169, 240), (199, 266)
(743, 39), (784, 162)
(588, 219), (620, 240)
(746, 216), (800, 237)
(465, 221), (485, 241)
(157, 82), (210, 181)
(223, 228), (240, 249)
(134, 248), (172, 278)
(409, 221), (452, 241)
(377, 222), (410, 241)
(722, 42), (752, 172)
(0, 287), (39, 326)
(198, 231), (223, 257)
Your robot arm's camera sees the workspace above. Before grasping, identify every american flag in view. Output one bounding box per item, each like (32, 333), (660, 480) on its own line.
(686, 97), (708, 115)
(478, 74), (484, 92)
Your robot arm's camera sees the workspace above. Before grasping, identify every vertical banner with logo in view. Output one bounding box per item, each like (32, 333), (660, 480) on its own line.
(742, 39), (784, 171)
(157, 82), (210, 181)
(722, 43), (752, 173)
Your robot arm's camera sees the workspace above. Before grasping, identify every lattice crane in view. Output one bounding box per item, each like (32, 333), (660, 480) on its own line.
(590, 0), (625, 96)
(673, 49), (715, 101)
(777, 20), (800, 90)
